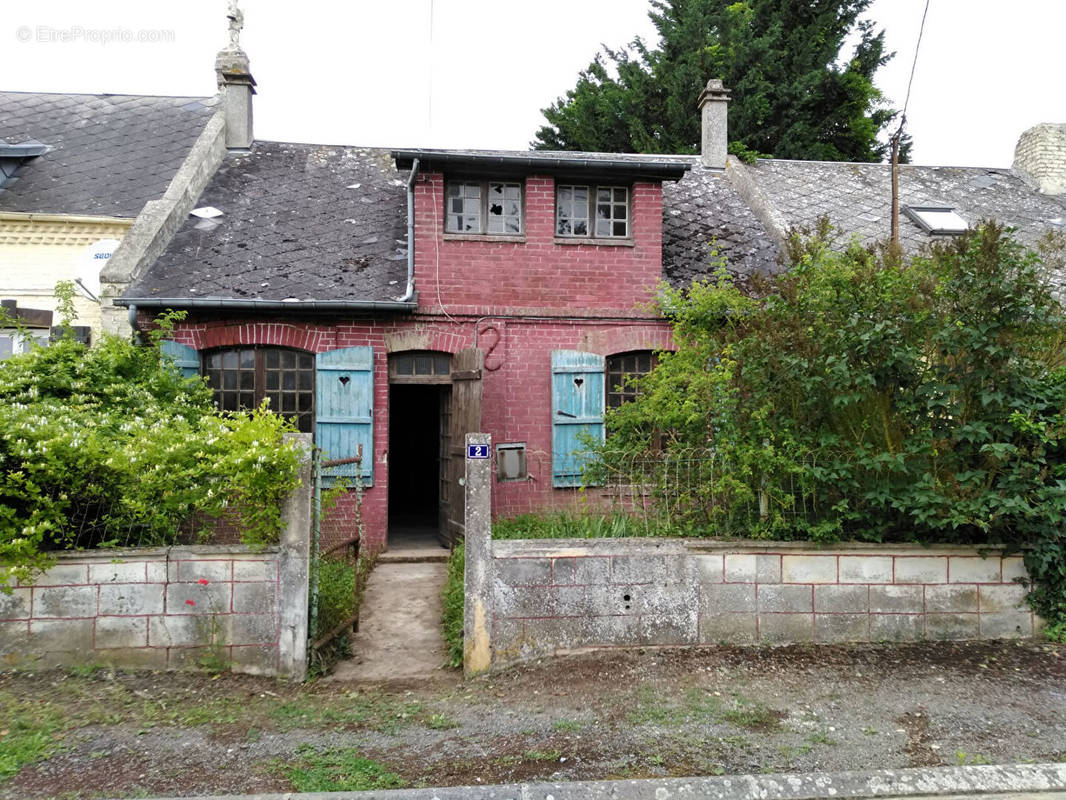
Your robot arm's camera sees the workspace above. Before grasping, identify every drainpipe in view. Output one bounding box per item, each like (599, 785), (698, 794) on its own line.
(127, 303), (144, 344)
(398, 158), (420, 303)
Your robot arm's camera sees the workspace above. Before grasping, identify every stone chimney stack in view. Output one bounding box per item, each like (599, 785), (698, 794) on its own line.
(1012, 123), (1066, 196)
(698, 79), (731, 170)
(215, 1), (256, 151)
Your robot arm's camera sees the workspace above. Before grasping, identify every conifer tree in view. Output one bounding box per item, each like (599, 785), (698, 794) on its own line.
(533, 0), (907, 162)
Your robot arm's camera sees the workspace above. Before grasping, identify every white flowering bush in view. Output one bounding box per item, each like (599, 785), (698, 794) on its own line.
(0, 310), (303, 588)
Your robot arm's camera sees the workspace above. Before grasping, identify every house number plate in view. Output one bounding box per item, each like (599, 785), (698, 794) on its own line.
(467, 444), (490, 459)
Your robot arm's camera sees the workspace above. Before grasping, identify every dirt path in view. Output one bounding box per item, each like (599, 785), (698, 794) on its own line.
(2, 640), (1064, 799)
(328, 559), (448, 682)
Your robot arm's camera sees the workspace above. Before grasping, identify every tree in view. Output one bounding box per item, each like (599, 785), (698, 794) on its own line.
(533, 0), (908, 162)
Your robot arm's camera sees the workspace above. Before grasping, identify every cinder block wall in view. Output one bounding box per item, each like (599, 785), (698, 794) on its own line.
(0, 546), (289, 675)
(490, 539), (1038, 667)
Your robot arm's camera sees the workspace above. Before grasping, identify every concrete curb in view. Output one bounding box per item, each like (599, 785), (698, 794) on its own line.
(118, 762), (1066, 800)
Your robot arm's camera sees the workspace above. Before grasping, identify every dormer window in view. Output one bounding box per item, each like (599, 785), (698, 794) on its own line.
(904, 206), (969, 235)
(445, 179), (523, 235)
(556, 184), (629, 239)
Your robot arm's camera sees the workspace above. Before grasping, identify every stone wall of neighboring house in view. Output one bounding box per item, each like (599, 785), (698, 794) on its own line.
(486, 539), (1038, 669)
(1013, 123), (1066, 196)
(0, 216), (132, 336)
(0, 434), (311, 678)
(163, 314), (673, 554)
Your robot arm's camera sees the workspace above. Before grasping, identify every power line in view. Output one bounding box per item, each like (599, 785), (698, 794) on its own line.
(895, 0), (932, 139)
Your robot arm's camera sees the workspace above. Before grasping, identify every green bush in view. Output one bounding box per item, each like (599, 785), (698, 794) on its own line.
(0, 309), (303, 587)
(602, 223), (1066, 630)
(441, 543), (464, 668)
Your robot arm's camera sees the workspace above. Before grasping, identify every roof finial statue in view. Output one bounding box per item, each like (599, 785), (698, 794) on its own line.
(226, 0), (244, 51)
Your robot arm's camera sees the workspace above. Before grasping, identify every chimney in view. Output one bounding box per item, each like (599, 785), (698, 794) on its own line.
(1012, 123), (1066, 196)
(698, 79), (731, 170)
(215, 1), (256, 150)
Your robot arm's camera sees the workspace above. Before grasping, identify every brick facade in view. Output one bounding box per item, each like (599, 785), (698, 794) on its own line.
(163, 168), (676, 552)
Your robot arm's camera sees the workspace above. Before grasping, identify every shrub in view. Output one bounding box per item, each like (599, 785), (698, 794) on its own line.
(441, 543), (464, 668)
(0, 309), (303, 587)
(602, 223), (1066, 630)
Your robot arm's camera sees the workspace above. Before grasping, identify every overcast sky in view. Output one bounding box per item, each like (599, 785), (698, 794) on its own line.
(3, 0), (1063, 167)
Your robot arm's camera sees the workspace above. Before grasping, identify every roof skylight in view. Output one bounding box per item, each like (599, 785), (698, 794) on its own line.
(904, 206), (969, 235)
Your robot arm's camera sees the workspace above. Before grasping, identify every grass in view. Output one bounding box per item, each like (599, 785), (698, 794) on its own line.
(491, 512), (688, 540)
(441, 543), (465, 669)
(0, 693), (66, 781)
(625, 687), (781, 732)
(425, 713), (460, 730)
(270, 691), (423, 733)
(277, 745), (406, 792)
(553, 719), (584, 732)
(523, 749), (561, 762)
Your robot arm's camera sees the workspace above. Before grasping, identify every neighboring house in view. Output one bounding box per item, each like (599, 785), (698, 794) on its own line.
(0, 82), (235, 348)
(117, 61), (1066, 554)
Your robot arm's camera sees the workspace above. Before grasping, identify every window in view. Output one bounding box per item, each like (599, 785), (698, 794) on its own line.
(445, 179), (522, 235)
(606, 351), (656, 409)
(904, 206), (969, 235)
(203, 347), (315, 433)
(0, 328), (49, 360)
(389, 351), (451, 383)
(556, 184), (629, 238)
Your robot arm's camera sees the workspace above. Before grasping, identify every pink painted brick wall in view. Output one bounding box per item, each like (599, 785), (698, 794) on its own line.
(412, 173), (664, 316)
(164, 314), (673, 552)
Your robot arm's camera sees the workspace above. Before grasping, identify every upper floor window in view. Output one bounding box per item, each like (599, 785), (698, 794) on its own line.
(556, 184), (629, 239)
(203, 346), (315, 433)
(445, 179), (523, 235)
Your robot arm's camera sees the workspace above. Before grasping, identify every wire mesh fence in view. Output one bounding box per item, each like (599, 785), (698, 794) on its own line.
(494, 448), (818, 539)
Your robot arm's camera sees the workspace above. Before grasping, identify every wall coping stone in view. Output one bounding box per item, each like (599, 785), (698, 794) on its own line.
(492, 537), (1016, 559)
(45, 544), (280, 564)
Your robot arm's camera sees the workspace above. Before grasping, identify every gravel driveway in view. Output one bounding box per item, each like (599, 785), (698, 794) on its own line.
(2, 639), (1064, 799)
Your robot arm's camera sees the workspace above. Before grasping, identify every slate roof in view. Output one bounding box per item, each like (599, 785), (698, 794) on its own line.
(123, 141), (410, 304)
(742, 159), (1066, 253)
(0, 91), (215, 218)
(662, 161), (781, 285)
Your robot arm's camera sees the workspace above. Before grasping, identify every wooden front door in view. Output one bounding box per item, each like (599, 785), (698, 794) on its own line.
(443, 348), (483, 548)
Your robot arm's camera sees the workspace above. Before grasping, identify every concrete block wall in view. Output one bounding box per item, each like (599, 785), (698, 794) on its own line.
(489, 538), (1038, 667)
(0, 546), (292, 675)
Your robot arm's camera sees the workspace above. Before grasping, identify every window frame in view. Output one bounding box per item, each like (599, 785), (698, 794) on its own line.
(606, 350), (657, 410)
(555, 183), (632, 240)
(0, 328), (50, 360)
(443, 177), (525, 237)
(201, 345), (316, 433)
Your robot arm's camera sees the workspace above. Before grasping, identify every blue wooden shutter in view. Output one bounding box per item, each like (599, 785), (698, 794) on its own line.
(551, 350), (605, 487)
(160, 340), (200, 379)
(316, 346), (374, 485)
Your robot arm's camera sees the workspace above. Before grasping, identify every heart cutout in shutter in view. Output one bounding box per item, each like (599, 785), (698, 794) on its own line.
(339, 375), (350, 386)
(574, 378), (584, 387)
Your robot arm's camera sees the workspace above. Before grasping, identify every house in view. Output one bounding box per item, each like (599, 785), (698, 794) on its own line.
(116, 45), (1066, 553)
(0, 89), (228, 350)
